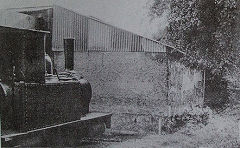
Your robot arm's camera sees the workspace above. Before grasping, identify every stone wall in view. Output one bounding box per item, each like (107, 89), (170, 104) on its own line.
(54, 52), (168, 113)
(168, 60), (204, 115)
(53, 51), (204, 132)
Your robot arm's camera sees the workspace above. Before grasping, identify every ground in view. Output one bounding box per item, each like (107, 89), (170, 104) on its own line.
(83, 105), (240, 148)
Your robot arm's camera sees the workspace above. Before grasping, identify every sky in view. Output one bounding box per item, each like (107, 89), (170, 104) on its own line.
(0, 0), (168, 38)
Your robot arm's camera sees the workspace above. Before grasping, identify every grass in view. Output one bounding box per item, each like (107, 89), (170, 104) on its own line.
(105, 105), (240, 148)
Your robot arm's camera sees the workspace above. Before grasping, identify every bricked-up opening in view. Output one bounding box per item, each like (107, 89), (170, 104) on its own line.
(64, 38), (75, 70)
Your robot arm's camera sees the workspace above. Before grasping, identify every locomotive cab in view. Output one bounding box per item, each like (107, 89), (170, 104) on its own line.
(0, 26), (111, 147)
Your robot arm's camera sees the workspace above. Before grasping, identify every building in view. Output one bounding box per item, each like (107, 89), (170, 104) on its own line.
(0, 5), (204, 132)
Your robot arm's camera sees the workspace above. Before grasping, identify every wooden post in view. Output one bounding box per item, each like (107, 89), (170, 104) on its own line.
(168, 105), (172, 117)
(238, 120), (240, 141)
(158, 118), (162, 135)
(203, 70), (206, 105)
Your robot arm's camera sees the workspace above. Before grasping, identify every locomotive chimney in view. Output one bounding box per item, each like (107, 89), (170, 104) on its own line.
(64, 38), (75, 70)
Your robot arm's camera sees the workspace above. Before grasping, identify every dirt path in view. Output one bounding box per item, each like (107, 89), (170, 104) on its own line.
(102, 114), (239, 148)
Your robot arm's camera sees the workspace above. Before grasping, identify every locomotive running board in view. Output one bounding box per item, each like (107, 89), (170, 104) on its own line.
(1, 112), (112, 142)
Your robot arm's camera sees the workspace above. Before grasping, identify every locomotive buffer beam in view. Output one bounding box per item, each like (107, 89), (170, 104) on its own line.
(1, 112), (112, 147)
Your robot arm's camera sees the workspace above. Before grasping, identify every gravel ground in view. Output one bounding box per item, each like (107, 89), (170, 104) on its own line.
(96, 109), (240, 148)
(70, 113), (238, 148)
(9, 107), (238, 147)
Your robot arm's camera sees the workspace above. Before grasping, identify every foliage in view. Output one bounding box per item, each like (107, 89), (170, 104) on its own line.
(161, 106), (212, 134)
(150, 0), (238, 75)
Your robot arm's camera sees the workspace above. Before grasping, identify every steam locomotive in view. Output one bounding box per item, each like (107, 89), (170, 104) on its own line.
(0, 25), (111, 147)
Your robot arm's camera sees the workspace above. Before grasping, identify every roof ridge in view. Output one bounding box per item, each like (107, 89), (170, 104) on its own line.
(0, 5), (53, 11)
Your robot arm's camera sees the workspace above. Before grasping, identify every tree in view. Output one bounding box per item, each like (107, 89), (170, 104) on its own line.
(150, 0), (238, 75)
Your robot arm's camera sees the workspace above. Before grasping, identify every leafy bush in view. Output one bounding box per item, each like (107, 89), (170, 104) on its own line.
(161, 106), (212, 134)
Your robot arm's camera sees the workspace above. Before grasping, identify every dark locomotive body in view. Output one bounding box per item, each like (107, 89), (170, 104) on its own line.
(2, 80), (92, 132)
(0, 26), (111, 146)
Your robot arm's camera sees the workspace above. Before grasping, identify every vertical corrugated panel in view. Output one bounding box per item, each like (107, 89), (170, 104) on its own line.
(84, 17), (88, 52)
(114, 28), (117, 51)
(88, 19), (93, 50)
(156, 43), (159, 52)
(89, 19), (93, 50)
(118, 30), (121, 51)
(136, 36), (139, 52)
(108, 26), (112, 51)
(78, 15), (82, 51)
(123, 31), (126, 50)
(116, 29), (120, 51)
(113, 27), (117, 51)
(133, 34), (136, 52)
(137, 36), (140, 52)
(146, 39), (150, 52)
(95, 21), (98, 50)
(117, 28), (120, 51)
(82, 17), (86, 51)
(155, 43), (158, 52)
(53, 5), (88, 51)
(111, 27), (115, 51)
(105, 25), (109, 51)
(93, 20), (96, 50)
(99, 22), (102, 51)
(150, 40), (153, 52)
(104, 25), (108, 51)
(103, 25), (108, 51)
(146, 39), (149, 52)
(125, 31), (128, 51)
(52, 5), (57, 50)
(132, 34), (135, 52)
(135, 35), (138, 52)
(130, 33), (133, 52)
(139, 36), (143, 52)
(105, 25), (108, 51)
(100, 22), (105, 51)
(91, 20), (95, 50)
(127, 32), (131, 52)
(109, 26), (113, 52)
(101, 24), (104, 51)
(52, 5), (167, 53)
(120, 30), (124, 51)
(100, 22), (103, 50)
(121, 31), (124, 51)
(102, 23), (105, 51)
(136, 35), (139, 51)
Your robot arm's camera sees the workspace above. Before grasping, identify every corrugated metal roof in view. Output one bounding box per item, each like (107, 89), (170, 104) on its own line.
(0, 25), (50, 33)
(2, 6), (53, 12)
(0, 5), (182, 53)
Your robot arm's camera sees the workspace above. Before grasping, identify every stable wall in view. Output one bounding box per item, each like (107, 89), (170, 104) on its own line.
(54, 51), (204, 132)
(168, 60), (204, 115)
(54, 52), (169, 115)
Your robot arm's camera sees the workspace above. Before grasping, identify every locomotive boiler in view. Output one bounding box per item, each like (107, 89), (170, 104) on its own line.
(0, 25), (111, 147)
